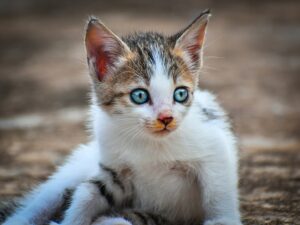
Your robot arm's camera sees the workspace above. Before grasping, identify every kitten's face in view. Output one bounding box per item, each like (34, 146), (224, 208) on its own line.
(85, 11), (210, 138)
(100, 43), (196, 137)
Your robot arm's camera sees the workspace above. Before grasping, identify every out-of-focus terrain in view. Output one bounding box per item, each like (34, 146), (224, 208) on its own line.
(0, 0), (299, 224)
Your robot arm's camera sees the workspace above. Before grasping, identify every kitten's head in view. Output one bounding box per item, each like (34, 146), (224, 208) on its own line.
(85, 10), (210, 138)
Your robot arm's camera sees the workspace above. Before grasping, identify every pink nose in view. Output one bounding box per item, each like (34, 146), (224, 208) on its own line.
(158, 112), (173, 126)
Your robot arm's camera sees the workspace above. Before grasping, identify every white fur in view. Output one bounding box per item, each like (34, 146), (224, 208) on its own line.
(94, 90), (241, 224)
(60, 165), (133, 225)
(60, 182), (107, 225)
(4, 57), (241, 225)
(4, 143), (101, 225)
(150, 49), (174, 116)
(92, 217), (132, 225)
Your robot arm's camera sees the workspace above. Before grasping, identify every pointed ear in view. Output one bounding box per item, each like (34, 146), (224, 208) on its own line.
(173, 10), (210, 71)
(85, 17), (131, 81)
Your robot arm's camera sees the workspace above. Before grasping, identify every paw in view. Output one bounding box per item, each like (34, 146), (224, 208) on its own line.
(204, 218), (242, 225)
(91, 217), (133, 225)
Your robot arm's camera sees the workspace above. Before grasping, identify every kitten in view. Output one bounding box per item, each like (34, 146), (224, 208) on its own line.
(3, 9), (242, 225)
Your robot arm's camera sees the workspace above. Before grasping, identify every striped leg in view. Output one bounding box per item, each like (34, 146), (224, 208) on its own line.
(60, 164), (133, 225)
(92, 210), (172, 225)
(122, 210), (172, 225)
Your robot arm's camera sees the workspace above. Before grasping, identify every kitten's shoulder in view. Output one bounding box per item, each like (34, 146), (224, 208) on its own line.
(193, 89), (229, 125)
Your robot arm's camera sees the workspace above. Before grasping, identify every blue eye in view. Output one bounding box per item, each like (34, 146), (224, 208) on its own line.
(130, 89), (149, 105)
(174, 87), (189, 103)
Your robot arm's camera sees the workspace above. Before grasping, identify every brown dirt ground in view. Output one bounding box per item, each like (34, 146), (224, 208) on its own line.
(0, 0), (299, 224)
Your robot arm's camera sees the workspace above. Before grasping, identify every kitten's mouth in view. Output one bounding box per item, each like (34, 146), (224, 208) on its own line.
(154, 128), (171, 135)
(152, 126), (177, 136)
(146, 119), (177, 137)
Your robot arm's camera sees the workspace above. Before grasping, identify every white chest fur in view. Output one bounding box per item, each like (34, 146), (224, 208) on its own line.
(131, 161), (203, 222)
(96, 90), (238, 224)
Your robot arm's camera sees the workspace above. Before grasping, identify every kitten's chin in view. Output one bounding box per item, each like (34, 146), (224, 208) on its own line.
(153, 129), (172, 137)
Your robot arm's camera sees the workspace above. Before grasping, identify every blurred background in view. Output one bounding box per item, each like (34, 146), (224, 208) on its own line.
(0, 0), (299, 224)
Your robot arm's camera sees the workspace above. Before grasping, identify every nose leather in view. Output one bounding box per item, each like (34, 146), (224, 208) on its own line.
(158, 116), (173, 126)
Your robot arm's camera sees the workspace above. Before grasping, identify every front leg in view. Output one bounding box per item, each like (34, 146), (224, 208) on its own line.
(3, 144), (100, 225)
(199, 153), (242, 225)
(60, 164), (133, 225)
